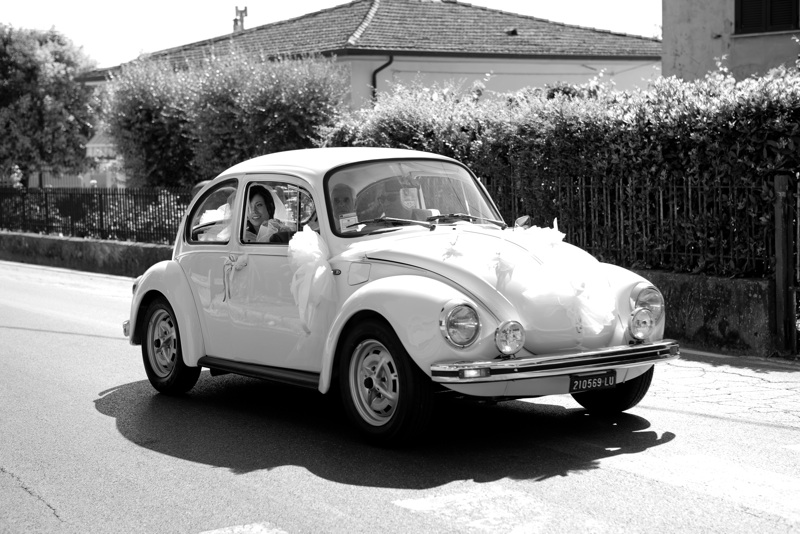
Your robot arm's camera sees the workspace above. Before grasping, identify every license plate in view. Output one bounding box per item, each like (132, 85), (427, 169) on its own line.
(569, 371), (616, 393)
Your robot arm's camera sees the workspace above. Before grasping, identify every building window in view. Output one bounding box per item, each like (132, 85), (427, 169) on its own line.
(736, 0), (799, 34)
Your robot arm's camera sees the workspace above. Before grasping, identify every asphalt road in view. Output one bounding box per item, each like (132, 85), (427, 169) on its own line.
(1, 260), (799, 534)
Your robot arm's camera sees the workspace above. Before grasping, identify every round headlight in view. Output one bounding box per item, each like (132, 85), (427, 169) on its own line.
(632, 284), (664, 323)
(440, 304), (480, 348)
(495, 321), (525, 355)
(630, 308), (655, 340)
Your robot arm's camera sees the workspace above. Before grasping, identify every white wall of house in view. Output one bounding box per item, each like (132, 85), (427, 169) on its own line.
(730, 31), (800, 76)
(663, 0), (800, 80)
(344, 55), (662, 108)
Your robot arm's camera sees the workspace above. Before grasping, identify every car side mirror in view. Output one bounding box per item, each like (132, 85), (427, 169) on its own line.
(514, 215), (532, 229)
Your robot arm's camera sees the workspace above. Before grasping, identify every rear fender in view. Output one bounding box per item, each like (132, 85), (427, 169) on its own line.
(318, 275), (498, 393)
(129, 260), (206, 367)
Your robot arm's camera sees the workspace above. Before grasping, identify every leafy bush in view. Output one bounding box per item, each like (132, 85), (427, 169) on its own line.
(321, 67), (800, 278)
(103, 52), (347, 187)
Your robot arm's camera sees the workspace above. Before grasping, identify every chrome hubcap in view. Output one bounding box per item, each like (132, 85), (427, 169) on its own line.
(147, 309), (177, 378)
(349, 340), (399, 426)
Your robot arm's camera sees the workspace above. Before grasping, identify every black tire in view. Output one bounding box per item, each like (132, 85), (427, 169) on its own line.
(338, 320), (434, 445)
(571, 366), (654, 414)
(141, 296), (201, 395)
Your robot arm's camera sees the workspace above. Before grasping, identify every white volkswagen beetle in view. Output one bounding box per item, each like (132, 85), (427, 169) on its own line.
(123, 147), (679, 444)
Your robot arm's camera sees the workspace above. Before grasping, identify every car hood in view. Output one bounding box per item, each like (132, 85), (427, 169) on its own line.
(347, 225), (618, 353)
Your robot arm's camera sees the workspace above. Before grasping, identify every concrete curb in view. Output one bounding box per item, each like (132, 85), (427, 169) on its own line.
(0, 230), (172, 278)
(681, 348), (800, 368)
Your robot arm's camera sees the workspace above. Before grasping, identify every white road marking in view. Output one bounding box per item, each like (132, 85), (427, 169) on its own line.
(394, 482), (584, 533)
(596, 453), (800, 522)
(199, 524), (288, 534)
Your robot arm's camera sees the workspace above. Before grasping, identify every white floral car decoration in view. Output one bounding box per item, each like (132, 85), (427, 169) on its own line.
(123, 147), (679, 445)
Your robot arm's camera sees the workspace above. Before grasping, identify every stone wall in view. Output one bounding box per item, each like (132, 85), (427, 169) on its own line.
(635, 270), (777, 358)
(0, 230), (780, 357)
(0, 231), (172, 278)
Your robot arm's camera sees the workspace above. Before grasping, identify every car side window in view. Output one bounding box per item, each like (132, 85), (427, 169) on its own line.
(241, 182), (313, 244)
(187, 180), (238, 244)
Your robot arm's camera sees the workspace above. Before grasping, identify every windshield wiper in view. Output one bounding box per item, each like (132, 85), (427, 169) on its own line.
(348, 217), (434, 231)
(426, 213), (507, 229)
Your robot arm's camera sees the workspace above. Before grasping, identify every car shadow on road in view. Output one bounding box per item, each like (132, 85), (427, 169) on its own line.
(95, 373), (676, 489)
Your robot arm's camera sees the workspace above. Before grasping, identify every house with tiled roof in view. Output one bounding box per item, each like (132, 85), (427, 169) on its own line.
(86, 0), (661, 108)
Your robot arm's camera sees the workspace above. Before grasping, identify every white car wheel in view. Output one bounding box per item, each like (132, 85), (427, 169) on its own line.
(141, 297), (200, 395)
(349, 339), (400, 426)
(339, 320), (434, 445)
(146, 307), (178, 378)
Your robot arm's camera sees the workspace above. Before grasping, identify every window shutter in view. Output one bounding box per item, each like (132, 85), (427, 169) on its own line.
(738, 0), (766, 33)
(736, 0), (798, 33)
(767, 0), (797, 30)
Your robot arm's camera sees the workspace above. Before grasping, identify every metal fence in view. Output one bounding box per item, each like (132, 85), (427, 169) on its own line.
(0, 177), (782, 276)
(483, 172), (775, 280)
(0, 187), (192, 244)
(551, 175), (772, 278)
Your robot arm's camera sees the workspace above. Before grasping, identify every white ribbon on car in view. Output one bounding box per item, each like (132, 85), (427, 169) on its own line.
(488, 252), (515, 292)
(521, 261), (615, 337)
(503, 217), (566, 251)
(288, 226), (334, 333)
(486, 218), (564, 292)
(222, 253), (248, 302)
(442, 233), (464, 261)
(502, 218), (615, 338)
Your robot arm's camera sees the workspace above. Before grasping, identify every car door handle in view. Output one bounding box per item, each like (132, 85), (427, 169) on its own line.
(222, 253), (248, 302)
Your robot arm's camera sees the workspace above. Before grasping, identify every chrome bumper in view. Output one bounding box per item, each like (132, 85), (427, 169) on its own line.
(122, 320), (130, 338)
(430, 340), (680, 383)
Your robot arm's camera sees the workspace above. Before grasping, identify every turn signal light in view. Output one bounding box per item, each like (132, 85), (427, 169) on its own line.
(459, 368), (491, 379)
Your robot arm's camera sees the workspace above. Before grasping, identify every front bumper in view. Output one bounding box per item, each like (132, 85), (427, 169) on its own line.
(430, 340), (679, 384)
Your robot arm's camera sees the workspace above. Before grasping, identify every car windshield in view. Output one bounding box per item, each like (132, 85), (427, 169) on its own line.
(326, 159), (503, 236)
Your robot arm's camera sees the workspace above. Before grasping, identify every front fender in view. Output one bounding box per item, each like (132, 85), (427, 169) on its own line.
(318, 275), (500, 394)
(599, 262), (666, 341)
(129, 260), (206, 367)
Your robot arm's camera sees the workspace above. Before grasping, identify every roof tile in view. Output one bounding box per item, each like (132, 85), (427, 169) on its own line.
(141, 0), (661, 65)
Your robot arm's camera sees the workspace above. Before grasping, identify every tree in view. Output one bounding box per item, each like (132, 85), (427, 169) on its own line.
(101, 60), (196, 188)
(0, 24), (95, 187)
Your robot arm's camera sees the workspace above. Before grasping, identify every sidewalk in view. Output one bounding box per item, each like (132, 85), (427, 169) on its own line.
(650, 348), (800, 429)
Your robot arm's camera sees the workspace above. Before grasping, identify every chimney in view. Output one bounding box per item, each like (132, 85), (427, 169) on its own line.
(233, 6), (248, 33)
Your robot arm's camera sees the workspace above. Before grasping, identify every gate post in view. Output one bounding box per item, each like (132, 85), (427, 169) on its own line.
(43, 186), (50, 235)
(774, 174), (794, 353)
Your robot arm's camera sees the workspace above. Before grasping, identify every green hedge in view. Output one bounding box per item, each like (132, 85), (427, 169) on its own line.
(321, 67), (800, 278)
(99, 53), (799, 278)
(102, 53), (347, 187)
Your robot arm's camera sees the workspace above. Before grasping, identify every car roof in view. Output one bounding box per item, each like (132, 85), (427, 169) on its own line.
(219, 147), (457, 179)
